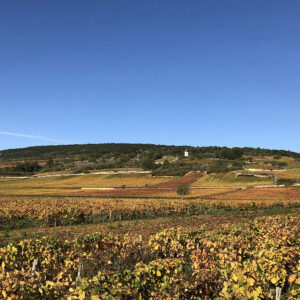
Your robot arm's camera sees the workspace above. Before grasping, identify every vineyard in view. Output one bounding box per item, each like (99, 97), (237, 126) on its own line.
(153, 172), (202, 187)
(0, 171), (300, 298)
(209, 187), (300, 201)
(1, 192), (300, 231)
(1, 0), (300, 296)
(0, 215), (299, 299)
(0, 174), (174, 189)
(0, 187), (237, 198)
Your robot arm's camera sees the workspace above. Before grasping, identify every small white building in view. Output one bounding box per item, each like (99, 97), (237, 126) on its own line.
(184, 149), (189, 157)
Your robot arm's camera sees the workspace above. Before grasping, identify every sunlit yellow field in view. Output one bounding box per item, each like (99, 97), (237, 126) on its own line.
(0, 185), (235, 197)
(0, 177), (27, 182)
(0, 173), (174, 189)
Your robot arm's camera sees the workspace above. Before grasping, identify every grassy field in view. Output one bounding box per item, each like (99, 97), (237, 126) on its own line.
(191, 172), (274, 187)
(243, 163), (277, 170)
(244, 161), (300, 170)
(246, 155), (294, 162)
(244, 155), (300, 168)
(178, 158), (218, 164)
(155, 155), (177, 164)
(241, 169), (300, 180)
(286, 160), (300, 168)
(271, 169), (300, 179)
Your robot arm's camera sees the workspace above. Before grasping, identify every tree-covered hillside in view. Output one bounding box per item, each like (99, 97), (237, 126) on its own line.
(0, 143), (299, 161)
(0, 143), (299, 176)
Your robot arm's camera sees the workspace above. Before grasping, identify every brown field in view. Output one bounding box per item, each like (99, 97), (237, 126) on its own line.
(0, 177), (18, 181)
(0, 164), (16, 168)
(277, 156), (295, 162)
(207, 187), (300, 200)
(0, 177), (27, 182)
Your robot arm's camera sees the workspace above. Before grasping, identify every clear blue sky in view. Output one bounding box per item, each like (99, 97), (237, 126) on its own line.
(1, 1), (299, 152)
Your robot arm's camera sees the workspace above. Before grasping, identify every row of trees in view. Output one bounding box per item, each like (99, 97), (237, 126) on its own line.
(0, 161), (41, 175)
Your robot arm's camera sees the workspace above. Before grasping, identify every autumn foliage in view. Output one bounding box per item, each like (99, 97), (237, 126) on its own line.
(0, 216), (299, 299)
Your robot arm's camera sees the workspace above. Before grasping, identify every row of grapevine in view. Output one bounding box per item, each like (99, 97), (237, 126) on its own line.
(0, 196), (299, 229)
(0, 215), (299, 299)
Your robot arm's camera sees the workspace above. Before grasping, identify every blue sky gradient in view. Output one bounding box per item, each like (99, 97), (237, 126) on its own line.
(0, 1), (299, 151)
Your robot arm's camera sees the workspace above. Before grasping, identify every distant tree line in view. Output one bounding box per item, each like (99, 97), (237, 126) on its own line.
(0, 161), (41, 175)
(0, 143), (299, 161)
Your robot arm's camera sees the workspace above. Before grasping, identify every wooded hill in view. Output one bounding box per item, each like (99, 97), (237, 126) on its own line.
(0, 143), (299, 176)
(1, 143), (299, 161)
